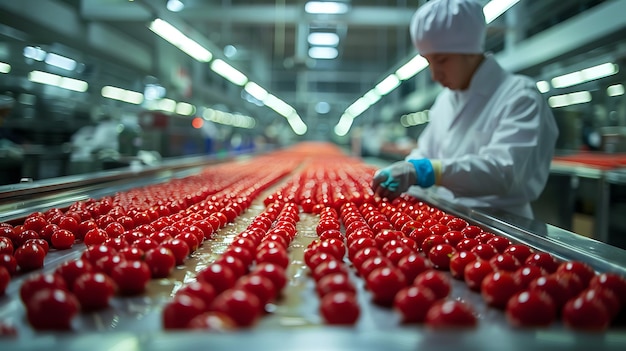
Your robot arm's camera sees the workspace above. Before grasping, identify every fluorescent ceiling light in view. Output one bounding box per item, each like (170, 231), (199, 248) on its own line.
(548, 91), (591, 108)
(28, 70), (88, 92)
(551, 62), (618, 88)
(45, 53), (77, 71)
(363, 90), (382, 105)
(176, 102), (196, 116)
(166, 0), (184, 12)
(286, 114), (308, 135)
(375, 74), (401, 96)
(308, 46), (338, 59)
(149, 18), (213, 62)
(202, 108), (215, 120)
(334, 114), (354, 136)
(607, 84), (624, 97)
(262, 93), (308, 134)
(401, 110), (430, 127)
(308, 32), (339, 46)
(305, 1), (349, 14)
(263, 94), (295, 117)
(395, 55), (428, 81)
(224, 45), (238, 58)
(315, 101), (331, 114)
(23, 46), (46, 61)
(59, 77), (88, 92)
(101, 86), (144, 104)
(158, 98), (177, 113)
(204, 109), (256, 129)
(210, 59), (248, 86)
(483, 0), (520, 24)
(231, 113), (256, 129)
(581, 62), (618, 81)
(144, 84), (166, 101)
(244, 82), (268, 101)
(0, 62), (10, 74)
(536, 80), (550, 93)
(346, 97), (370, 118)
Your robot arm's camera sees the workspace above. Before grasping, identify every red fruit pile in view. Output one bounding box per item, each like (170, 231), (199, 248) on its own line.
(1, 142), (625, 335)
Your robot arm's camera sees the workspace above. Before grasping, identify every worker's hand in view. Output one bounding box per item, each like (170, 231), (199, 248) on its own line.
(371, 161), (417, 200)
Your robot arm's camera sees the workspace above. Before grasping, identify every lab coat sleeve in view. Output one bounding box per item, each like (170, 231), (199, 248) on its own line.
(437, 88), (557, 201)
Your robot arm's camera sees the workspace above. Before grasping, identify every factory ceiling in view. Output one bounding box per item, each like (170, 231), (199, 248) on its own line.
(1, 0), (624, 139)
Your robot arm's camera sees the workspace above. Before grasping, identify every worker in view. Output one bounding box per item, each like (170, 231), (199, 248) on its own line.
(371, 0), (559, 219)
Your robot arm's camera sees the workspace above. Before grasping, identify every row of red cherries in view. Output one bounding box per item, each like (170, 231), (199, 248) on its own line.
(162, 199), (306, 330)
(2, 145), (626, 334)
(0, 155), (299, 334)
(303, 192), (626, 330)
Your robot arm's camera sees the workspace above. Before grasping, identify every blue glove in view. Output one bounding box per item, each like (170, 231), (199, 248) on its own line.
(371, 159), (435, 200)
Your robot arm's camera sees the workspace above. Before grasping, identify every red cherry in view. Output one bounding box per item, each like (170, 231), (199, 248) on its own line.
(427, 243), (456, 271)
(524, 252), (559, 274)
(366, 266), (406, 306)
(449, 251), (478, 280)
(414, 270), (450, 301)
(464, 260), (494, 292)
(425, 300), (477, 329)
(393, 285), (437, 324)
(319, 291), (360, 325)
(481, 271), (522, 309)
(503, 244), (534, 263)
(506, 290), (556, 328)
(589, 273), (626, 305)
(562, 293), (610, 331)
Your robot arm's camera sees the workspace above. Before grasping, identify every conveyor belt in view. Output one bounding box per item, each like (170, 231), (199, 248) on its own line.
(0, 146), (625, 351)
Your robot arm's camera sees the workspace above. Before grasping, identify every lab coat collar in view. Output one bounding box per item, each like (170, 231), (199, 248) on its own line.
(447, 54), (505, 127)
(466, 54), (506, 98)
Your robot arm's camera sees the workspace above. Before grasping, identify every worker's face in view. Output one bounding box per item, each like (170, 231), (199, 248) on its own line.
(423, 53), (478, 91)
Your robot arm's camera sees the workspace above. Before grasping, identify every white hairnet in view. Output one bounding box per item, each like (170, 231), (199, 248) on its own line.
(410, 0), (486, 55)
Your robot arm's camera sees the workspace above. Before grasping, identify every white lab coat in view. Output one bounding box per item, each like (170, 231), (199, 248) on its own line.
(406, 55), (558, 219)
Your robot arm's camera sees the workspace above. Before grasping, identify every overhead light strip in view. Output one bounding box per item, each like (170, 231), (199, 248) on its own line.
(264, 94), (295, 118)
(101, 85), (144, 104)
(149, 18), (213, 62)
(395, 55), (429, 81)
(28, 70), (88, 92)
(149, 19), (305, 134)
(210, 59), (248, 86)
(309, 47), (338, 60)
(308, 32), (340, 46)
(375, 75), (401, 96)
(176, 102), (196, 116)
(0, 62), (10, 74)
(607, 84), (624, 97)
(23, 46), (46, 61)
(334, 114), (354, 136)
(203, 108), (256, 129)
(536, 80), (550, 93)
(305, 1), (350, 14)
(244, 82), (269, 101)
(45, 53), (77, 71)
(551, 62), (618, 89)
(548, 91), (592, 108)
